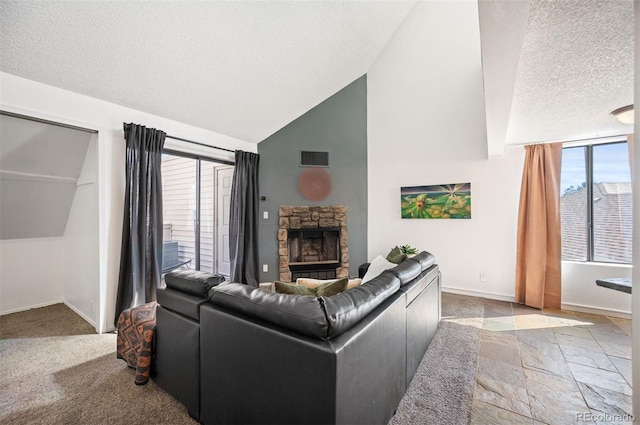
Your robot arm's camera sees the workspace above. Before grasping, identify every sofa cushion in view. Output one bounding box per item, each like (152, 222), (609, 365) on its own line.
(410, 251), (436, 271)
(386, 246), (408, 264)
(387, 259), (422, 285)
(274, 281), (315, 296)
(297, 277), (362, 290)
(208, 283), (329, 339)
(322, 271), (400, 338)
(275, 278), (348, 297)
(165, 270), (225, 297)
(362, 255), (396, 283)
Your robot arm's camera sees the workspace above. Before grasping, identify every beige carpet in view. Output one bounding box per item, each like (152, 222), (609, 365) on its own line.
(0, 294), (480, 425)
(0, 304), (197, 425)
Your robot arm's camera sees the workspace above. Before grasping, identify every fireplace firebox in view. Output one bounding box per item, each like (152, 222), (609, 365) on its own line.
(278, 205), (349, 282)
(288, 228), (340, 280)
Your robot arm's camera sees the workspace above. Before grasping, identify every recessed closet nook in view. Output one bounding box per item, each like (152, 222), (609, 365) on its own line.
(0, 112), (99, 330)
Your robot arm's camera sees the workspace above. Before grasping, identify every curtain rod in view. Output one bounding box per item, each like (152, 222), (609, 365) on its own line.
(508, 133), (629, 147)
(165, 134), (236, 153)
(1, 110), (98, 134)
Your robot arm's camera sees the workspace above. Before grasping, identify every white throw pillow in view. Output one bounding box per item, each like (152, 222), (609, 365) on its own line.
(361, 255), (396, 283)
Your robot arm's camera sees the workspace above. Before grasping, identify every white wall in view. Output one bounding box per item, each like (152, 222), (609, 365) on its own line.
(368, 0), (524, 301)
(64, 135), (99, 326)
(0, 71), (256, 332)
(0, 237), (65, 313)
(562, 262), (632, 317)
(367, 0), (632, 316)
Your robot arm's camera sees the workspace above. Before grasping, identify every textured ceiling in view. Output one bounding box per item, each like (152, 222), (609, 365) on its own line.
(1, 1), (633, 155)
(0, 0), (416, 143)
(480, 0), (633, 157)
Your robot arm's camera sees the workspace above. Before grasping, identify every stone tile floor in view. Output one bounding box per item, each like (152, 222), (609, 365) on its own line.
(469, 298), (633, 425)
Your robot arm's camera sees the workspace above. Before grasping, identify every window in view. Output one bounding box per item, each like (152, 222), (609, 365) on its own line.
(560, 141), (632, 263)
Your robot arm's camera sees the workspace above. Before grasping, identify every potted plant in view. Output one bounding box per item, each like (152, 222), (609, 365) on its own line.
(400, 245), (419, 257)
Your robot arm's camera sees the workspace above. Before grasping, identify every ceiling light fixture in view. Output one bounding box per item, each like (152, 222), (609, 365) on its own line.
(611, 104), (634, 124)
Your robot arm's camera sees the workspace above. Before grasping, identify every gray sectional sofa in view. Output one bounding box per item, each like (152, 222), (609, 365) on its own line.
(152, 252), (441, 425)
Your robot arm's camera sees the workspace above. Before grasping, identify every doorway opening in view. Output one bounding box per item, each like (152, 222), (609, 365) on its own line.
(161, 151), (233, 278)
(0, 110), (99, 331)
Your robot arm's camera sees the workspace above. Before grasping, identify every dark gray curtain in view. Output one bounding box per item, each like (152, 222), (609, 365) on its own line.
(229, 150), (260, 286)
(114, 123), (166, 326)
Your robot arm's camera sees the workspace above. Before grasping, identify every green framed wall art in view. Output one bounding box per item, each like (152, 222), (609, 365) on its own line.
(401, 183), (471, 219)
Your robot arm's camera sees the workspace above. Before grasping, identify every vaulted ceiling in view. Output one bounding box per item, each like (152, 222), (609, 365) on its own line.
(0, 1), (634, 157)
(0, 0), (416, 143)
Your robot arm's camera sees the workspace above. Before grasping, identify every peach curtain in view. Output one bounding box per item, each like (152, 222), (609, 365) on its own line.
(515, 143), (563, 310)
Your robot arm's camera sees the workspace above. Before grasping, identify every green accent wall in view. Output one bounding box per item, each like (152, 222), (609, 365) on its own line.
(257, 75), (368, 282)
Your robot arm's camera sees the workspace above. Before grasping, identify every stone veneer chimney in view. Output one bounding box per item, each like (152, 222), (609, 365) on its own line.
(278, 205), (349, 282)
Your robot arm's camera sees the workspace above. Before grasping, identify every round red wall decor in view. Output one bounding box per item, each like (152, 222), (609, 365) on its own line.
(298, 168), (332, 201)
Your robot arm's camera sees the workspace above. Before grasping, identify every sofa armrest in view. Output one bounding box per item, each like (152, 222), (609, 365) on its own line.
(157, 287), (207, 321)
(153, 305), (201, 419)
(165, 269), (225, 297)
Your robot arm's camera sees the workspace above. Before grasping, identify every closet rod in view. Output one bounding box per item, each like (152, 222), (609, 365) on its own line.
(1, 110), (98, 134)
(166, 134), (236, 153)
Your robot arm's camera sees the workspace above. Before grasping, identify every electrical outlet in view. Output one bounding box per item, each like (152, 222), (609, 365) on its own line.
(263, 264), (268, 272)
(479, 272), (487, 282)
(263, 211), (269, 219)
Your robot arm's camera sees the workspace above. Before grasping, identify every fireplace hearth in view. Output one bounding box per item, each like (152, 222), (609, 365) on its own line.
(278, 206), (348, 282)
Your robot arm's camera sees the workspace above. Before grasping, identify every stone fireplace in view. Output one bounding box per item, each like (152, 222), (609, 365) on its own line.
(278, 205), (349, 282)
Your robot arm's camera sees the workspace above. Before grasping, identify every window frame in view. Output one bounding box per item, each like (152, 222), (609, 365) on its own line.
(162, 148), (233, 271)
(561, 139), (631, 265)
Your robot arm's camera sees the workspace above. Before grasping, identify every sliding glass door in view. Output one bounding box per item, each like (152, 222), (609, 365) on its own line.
(161, 152), (232, 276)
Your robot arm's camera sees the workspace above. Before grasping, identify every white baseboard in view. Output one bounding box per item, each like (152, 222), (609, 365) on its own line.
(442, 286), (515, 303)
(0, 299), (64, 316)
(442, 286), (632, 319)
(561, 302), (631, 319)
(64, 301), (97, 329)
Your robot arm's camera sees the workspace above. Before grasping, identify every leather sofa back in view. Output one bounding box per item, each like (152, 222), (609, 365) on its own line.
(208, 270), (401, 340)
(358, 251), (436, 282)
(209, 283), (329, 339)
(323, 271), (400, 338)
(410, 251), (436, 271)
(387, 259), (422, 285)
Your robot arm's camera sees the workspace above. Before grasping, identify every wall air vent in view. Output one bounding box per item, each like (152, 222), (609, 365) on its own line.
(300, 150), (329, 167)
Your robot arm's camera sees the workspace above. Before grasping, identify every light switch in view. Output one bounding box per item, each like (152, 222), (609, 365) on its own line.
(263, 211), (269, 219)
(263, 264), (268, 272)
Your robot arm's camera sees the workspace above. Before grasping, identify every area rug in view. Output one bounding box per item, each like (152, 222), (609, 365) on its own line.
(389, 292), (484, 425)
